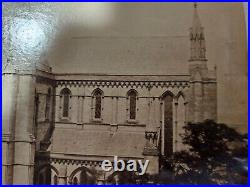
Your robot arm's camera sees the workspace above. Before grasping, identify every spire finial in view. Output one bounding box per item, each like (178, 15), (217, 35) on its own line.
(192, 2), (202, 32)
(189, 2), (206, 61)
(194, 2), (197, 9)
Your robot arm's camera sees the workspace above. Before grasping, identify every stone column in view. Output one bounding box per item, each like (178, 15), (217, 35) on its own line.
(70, 93), (76, 122)
(111, 97), (115, 124)
(117, 96), (126, 124)
(152, 98), (157, 129)
(115, 97), (118, 124)
(147, 98), (151, 128)
(173, 100), (178, 152)
(147, 97), (156, 131)
(12, 74), (36, 184)
(110, 97), (118, 134)
(184, 102), (188, 125)
(77, 96), (81, 124)
(84, 96), (92, 123)
(58, 165), (67, 184)
(81, 96), (85, 123)
(160, 101), (164, 155)
(176, 96), (186, 151)
(2, 73), (18, 184)
(194, 81), (203, 122)
(55, 92), (60, 122)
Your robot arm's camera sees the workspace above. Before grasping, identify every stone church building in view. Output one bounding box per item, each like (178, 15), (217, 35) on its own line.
(2, 4), (217, 184)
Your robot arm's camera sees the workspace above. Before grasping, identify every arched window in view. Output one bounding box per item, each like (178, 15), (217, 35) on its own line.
(92, 89), (103, 119)
(45, 88), (51, 120)
(60, 88), (71, 118)
(127, 90), (137, 120)
(162, 91), (174, 156)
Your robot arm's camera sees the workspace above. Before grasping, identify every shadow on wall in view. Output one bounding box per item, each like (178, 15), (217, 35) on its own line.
(45, 3), (191, 74)
(3, 3), (196, 74)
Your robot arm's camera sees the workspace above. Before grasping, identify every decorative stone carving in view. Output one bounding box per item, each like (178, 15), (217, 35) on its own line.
(50, 158), (103, 168)
(143, 131), (159, 156)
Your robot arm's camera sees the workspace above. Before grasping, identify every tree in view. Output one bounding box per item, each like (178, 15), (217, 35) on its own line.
(160, 120), (247, 184)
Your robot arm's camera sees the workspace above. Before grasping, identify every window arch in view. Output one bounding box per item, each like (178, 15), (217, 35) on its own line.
(162, 91), (174, 156)
(60, 88), (71, 118)
(127, 89), (137, 120)
(92, 89), (103, 119)
(68, 166), (96, 184)
(176, 91), (185, 100)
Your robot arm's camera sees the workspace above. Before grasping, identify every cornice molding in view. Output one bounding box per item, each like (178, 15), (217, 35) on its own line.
(50, 158), (103, 167)
(56, 80), (190, 89)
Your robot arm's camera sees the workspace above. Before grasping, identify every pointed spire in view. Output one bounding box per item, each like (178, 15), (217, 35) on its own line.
(189, 3), (206, 61)
(192, 2), (202, 34)
(194, 2), (197, 8)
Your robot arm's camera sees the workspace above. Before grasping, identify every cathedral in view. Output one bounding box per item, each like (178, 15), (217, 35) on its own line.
(2, 3), (217, 184)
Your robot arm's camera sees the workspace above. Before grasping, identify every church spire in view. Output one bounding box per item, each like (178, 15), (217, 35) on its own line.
(189, 3), (206, 61)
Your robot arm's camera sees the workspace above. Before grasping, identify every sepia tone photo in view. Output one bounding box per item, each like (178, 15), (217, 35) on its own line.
(2, 2), (248, 184)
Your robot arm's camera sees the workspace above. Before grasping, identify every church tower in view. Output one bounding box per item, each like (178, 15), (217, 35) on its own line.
(189, 2), (208, 77)
(188, 3), (217, 123)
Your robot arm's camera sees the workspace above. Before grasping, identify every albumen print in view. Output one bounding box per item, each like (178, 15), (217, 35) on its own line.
(2, 2), (248, 184)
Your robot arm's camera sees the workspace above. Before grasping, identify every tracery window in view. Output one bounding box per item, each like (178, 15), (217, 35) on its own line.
(92, 89), (103, 119)
(60, 88), (71, 118)
(127, 90), (137, 120)
(162, 91), (174, 156)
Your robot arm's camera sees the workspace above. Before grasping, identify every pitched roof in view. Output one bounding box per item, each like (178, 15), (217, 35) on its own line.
(51, 127), (146, 159)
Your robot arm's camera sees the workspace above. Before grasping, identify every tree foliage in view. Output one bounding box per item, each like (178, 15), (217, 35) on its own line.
(160, 120), (248, 184)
